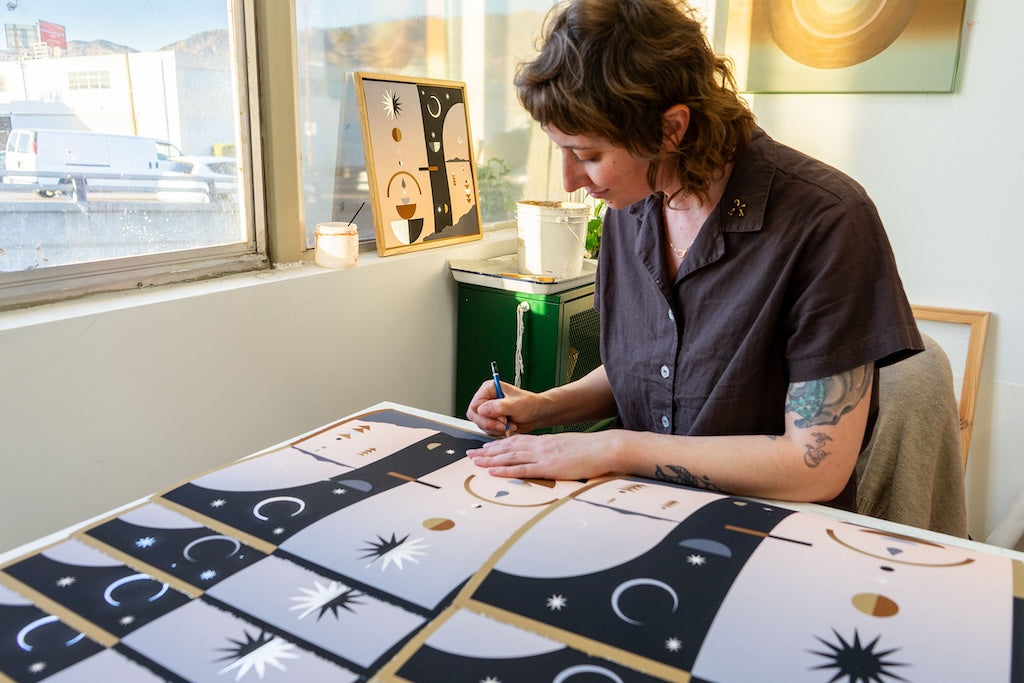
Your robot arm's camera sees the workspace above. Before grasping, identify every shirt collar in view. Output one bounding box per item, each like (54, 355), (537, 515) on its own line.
(627, 126), (775, 235)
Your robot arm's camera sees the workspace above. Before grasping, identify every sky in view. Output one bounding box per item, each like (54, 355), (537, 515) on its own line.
(3, 1), (563, 53)
(2, 0), (229, 52)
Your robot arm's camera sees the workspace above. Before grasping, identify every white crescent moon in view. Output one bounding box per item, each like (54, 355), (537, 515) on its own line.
(252, 496), (306, 521)
(610, 577), (679, 626)
(183, 535), (242, 562)
(427, 95), (442, 118)
(103, 573), (169, 607)
(17, 615), (84, 651)
(553, 665), (625, 683)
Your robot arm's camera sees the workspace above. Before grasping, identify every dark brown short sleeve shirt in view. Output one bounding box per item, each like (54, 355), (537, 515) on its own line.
(595, 128), (922, 440)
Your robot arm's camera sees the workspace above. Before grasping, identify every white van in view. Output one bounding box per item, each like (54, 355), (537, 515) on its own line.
(3, 128), (185, 196)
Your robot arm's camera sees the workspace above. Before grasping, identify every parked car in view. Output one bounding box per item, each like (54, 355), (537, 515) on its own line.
(167, 155), (239, 200)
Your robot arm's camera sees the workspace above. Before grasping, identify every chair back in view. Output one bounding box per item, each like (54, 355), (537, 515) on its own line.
(856, 333), (967, 537)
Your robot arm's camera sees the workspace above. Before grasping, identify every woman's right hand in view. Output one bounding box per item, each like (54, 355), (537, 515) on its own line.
(466, 379), (546, 437)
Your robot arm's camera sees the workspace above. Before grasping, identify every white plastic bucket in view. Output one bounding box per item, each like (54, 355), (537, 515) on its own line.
(516, 200), (589, 279)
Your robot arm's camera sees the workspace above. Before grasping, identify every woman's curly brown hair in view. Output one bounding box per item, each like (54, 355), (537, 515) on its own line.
(514, 0), (755, 205)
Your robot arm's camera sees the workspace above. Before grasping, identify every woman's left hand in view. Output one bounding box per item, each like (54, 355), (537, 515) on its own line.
(466, 431), (620, 481)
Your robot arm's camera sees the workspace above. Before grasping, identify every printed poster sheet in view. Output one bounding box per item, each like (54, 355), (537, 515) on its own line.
(0, 407), (1021, 682)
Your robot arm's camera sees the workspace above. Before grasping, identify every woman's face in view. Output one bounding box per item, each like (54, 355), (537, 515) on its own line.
(545, 124), (655, 210)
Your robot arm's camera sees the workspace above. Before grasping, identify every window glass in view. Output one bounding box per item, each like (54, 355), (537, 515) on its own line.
(295, 0), (564, 247)
(0, 0), (254, 291)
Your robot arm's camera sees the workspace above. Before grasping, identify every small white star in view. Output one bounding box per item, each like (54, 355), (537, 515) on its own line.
(56, 576), (75, 588)
(333, 488), (346, 495)
(120, 615), (135, 626)
(210, 499), (226, 508)
(686, 554), (706, 566)
(29, 662), (46, 674)
(546, 594), (567, 611)
(481, 677), (501, 683)
(666, 637), (682, 652)
(273, 527), (285, 535)
(446, 449), (455, 455)
(135, 536), (156, 548)
(200, 570), (217, 581)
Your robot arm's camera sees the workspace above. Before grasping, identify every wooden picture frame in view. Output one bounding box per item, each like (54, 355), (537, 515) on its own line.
(354, 72), (483, 256)
(912, 305), (991, 469)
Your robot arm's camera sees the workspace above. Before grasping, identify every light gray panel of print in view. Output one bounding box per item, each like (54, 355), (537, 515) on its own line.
(121, 598), (357, 682)
(206, 554), (425, 669)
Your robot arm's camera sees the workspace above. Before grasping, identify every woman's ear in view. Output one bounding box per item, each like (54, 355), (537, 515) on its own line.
(662, 104), (691, 148)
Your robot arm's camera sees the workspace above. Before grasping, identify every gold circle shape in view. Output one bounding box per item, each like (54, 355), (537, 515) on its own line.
(765, 0), (919, 69)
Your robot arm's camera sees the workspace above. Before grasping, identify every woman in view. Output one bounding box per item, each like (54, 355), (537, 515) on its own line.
(466, 0), (921, 509)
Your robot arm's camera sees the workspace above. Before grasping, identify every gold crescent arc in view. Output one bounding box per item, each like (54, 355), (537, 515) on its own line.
(386, 171), (423, 197)
(826, 529), (974, 567)
(463, 474), (557, 507)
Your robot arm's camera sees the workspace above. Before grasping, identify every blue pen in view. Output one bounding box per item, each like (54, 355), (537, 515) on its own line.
(490, 361), (510, 437)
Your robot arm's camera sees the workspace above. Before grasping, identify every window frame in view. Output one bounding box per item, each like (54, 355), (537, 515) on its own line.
(0, 0), (280, 312)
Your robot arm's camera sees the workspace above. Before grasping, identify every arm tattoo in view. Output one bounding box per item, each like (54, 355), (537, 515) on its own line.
(786, 365), (872, 428)
(655, 464), (722, 492)
(803, 432), (833, 468)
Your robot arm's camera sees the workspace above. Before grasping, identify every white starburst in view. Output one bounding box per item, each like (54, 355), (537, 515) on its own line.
(362, 533), (429, 572)
(135, 536), (156, 548)
(218, 635), (299, 681)
(381, 89), (402, 119)
(446, 449), (455, 455)
(481, 676), (501, 683)
(378, 538), (428, 571)
(686, 554), (706, 566)
(200, 570), (217, 581)
(546, 594), (567, 611)
(332, 488), (346, 495)
(56, 576), (75, 588)
(120, 615), (135, 626)
(666, 637), (682, 652)
(290, 580), (347, 620)
(28, 662), (46, 674)
(211, 499), (226, 508)
(273, 527), (285, 535)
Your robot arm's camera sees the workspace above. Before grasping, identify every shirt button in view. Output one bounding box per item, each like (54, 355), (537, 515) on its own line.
(668, 309), (675, 321)
(661, 415), (670, 429)
(660, 365), (670, 378)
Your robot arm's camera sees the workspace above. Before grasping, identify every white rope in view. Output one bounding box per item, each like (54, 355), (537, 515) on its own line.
(513, 301), (529, 387)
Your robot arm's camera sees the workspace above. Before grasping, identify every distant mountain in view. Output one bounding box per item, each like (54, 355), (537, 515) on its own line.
(62, 39), (138, 57)
(157, 30), (229, 57)
(0, 29), (229, 61)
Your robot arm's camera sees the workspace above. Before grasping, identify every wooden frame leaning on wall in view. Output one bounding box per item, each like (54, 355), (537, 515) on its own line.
(912, 305), (991, 470)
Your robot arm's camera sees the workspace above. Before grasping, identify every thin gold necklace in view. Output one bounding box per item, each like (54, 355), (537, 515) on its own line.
(665, 224), (692, 260)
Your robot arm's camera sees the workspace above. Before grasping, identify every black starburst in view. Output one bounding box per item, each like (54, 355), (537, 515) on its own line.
(215, 628), (274, 664)
(317, 588), (365, 621)
(809, 628), (909, 683)
(360, 532), (408, 562)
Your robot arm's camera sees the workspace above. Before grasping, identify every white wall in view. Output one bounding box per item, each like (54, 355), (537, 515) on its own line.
(745, 0), (1024, 542)
(0, 231), (515, 550)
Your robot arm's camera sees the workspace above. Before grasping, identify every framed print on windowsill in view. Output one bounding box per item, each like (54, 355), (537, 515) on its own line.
(354, 72), (483, 257)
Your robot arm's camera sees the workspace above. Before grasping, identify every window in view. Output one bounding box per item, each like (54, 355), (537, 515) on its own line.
(0, 0), (264, 310)
(295, 0), (565, 247)
(67, 70), (111, 90)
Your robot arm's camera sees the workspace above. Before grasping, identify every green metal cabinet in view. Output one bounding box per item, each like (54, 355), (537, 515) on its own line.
(454, 281), (601, 432)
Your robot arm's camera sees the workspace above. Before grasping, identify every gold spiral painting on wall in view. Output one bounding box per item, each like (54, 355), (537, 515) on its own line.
(764, 0), (919, 69)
